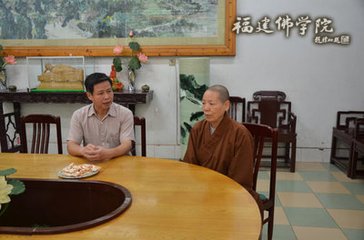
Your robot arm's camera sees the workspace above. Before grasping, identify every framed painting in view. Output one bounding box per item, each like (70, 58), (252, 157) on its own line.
(0, 0), (236, 57)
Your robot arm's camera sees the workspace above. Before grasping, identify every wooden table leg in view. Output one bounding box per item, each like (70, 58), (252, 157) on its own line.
(0, 101), (7, 152)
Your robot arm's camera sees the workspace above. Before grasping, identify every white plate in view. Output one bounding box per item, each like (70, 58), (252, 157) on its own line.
(58, 163), (101, 179)
(58, 169), (100, 179)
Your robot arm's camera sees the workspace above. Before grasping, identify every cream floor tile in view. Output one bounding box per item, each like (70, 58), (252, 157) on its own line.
(278, 192), (323, 208)
(327, 209), (364, 229)
(331, 171), (349, 182)
(357, 195), (364, 204)
(296, 162), (327, 171)
(306, 181), (350, 194)
(292, 226), (347, 240)
(332, 171), (364, 183)
(274, 206), (289, 225)
(256, 179), (269, 192)
(276, 171), (303, 181)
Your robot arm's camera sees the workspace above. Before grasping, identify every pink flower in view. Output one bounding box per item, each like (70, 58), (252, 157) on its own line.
(113, 45), (123, 55)
(4, 55), (16, 65)
(137, 53), (148, 63)
(129, 31), (134, 38)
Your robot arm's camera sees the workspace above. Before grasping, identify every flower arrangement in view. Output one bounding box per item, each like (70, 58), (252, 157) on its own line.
(112, 31), (148, 73)
(0, 168), (25, 216)
(110, 31), (148, 91)
(0, 44), (16, 70)
(109, 64), (123, 91)
(0, 44), (16, 89)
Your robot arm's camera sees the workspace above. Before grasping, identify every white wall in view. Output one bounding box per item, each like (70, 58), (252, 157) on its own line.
(228, 0), (364, 162)
(3, 0), (364, 161)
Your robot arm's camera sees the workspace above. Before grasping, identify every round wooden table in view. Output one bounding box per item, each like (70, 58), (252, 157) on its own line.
(0, 153), (262, 239)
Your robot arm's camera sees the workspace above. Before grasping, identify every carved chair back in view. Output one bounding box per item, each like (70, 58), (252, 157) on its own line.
(228, 96), (246, 123)
(335, 111), (364, 132)
(247, 91), (297, 172)
(248, 91), (295, 130)
(20, 114), (63, 154)
(132, 116), (146, 157)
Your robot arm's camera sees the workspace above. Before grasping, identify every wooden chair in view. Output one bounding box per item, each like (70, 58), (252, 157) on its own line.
(243, 122), (278, 240)
(132, 116), (146, 156)
(330, 111), (364, 178)
(20, 114), (63, 154)
(229, 96), (246, 123)
(350, 118), (364, 178)
(247, 91), (297, 172)
(1, 111), (21, 152)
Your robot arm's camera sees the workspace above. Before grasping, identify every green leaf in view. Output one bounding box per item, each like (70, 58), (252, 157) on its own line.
(7, 179), (26, 195)
(129, 41), (140, 52)
(128, 56), (141, 70)
(0, 168), (17, 176)
(113, 57), (122, 72)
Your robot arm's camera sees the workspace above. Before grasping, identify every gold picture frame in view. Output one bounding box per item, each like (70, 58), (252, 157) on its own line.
(2, 0), (236, 57)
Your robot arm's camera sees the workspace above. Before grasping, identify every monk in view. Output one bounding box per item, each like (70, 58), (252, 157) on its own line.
(183, 84), (258, 201)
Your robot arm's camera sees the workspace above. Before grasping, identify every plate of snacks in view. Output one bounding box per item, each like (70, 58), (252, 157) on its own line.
(58, 163), (101, 179)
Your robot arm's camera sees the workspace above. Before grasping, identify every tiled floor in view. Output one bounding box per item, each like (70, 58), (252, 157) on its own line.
(257, 162), (364, 240)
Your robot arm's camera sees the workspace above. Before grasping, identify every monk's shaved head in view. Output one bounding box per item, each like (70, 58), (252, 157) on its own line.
(206, 85), (230, 103)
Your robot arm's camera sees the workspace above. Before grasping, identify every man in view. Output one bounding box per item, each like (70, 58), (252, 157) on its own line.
(183, 85), (257, 199)
(67, 72), (134, 161)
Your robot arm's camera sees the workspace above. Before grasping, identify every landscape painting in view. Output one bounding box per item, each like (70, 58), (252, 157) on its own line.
(1, 0), (219, 40)
(0, 0), (235, 56)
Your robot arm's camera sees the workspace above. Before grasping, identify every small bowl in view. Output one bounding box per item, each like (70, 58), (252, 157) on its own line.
(141, 84), (150, 92)
(8, 85), (17, 92)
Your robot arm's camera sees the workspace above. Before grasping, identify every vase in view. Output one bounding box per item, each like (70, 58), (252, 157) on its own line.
(127, 69), (136, 92)
(0, 69), (7, 90)
(116, 71), (128, 91)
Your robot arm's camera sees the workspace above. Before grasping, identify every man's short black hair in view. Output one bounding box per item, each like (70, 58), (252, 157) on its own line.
(84, 72), (112, 94)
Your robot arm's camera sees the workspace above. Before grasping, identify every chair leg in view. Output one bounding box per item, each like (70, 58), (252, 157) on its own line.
(267, 209), (274, 240)
(284, 143), (290, 163)
(330, 136), (337, 164)
(349, 144), (356, 179)
(290, 140), (296, 172)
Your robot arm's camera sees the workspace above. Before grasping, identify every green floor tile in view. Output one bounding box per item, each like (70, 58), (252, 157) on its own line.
(343, 229), (364, 240)
(284, 207), (338, 228)
(342, 182), (364, 195)
(321, 163), (341, 171)
(299, 171), (337, 181)
(316, 193), (364, 210)
(276, 180), (312, 192)
(257, 170), (270, 179)
(261, 224), (297, 240)
(275, 195), (282, 207)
